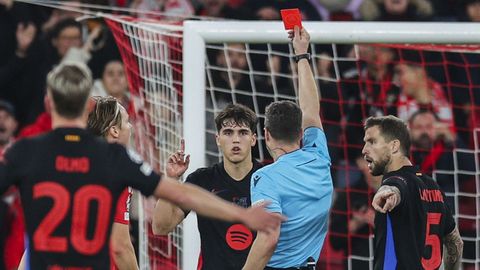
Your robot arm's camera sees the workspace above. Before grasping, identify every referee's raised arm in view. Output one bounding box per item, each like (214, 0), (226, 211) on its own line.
(290, 26), (322, 130)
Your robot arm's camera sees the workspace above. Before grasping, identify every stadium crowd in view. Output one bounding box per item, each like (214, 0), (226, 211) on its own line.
(1, 0), (480, 269)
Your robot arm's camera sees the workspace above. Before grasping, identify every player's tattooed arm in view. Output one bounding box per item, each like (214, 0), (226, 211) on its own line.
(372, 185), (401, 213)
(443, 226), (463, 270)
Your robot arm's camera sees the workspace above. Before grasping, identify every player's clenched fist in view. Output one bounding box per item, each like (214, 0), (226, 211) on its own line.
(288, 26), (310, 55)
(372, 185), (401, 213)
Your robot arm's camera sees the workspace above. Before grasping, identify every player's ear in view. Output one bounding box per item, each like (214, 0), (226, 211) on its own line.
(109, 125), (119, 139)
(251, 132), (257, 147)
(264, 128), (271, 142)
(215, 132), (220, 146)
(391, 139), (400, 154)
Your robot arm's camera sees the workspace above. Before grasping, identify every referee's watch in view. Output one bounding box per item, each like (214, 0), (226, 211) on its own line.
(294, 53), (311, 63)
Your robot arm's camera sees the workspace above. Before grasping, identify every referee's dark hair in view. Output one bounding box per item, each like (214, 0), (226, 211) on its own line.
(264, 100), (302, 143)
(364, 115), (411, 157)
(215, 103), (258, 133)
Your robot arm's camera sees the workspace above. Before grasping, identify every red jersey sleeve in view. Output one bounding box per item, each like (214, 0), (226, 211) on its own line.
(4, 192), (25, 269)
(114, 187), (132, 225)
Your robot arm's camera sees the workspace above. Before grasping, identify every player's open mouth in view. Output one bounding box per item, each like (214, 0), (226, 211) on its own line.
(365, 156), (373, 168)
(232, 147), (241, 152)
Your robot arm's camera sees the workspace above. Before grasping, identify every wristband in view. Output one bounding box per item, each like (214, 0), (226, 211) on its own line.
(294, 53), (311, 63)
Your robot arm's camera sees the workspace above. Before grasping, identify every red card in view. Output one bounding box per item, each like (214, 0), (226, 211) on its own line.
(280, 8), (302, 30)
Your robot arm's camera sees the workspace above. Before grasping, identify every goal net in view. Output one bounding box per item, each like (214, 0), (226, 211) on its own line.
(106, 18), (480, 270)
(105, 16), (184, 270)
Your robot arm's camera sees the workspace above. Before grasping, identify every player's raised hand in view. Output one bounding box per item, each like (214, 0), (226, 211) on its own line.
(372, 186), (401, 213)
(166, 139), (190, 178)
(288, 26), (310, 55)
(242, 201), (285, 233)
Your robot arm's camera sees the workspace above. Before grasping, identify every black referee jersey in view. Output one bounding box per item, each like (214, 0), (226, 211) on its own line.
(374, 166), (456, 270)
(0, 128), (161, 270)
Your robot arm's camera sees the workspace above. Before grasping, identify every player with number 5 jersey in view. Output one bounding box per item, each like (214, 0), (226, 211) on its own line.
(0, 63), (283, 270)
(362, 115), (463, 270)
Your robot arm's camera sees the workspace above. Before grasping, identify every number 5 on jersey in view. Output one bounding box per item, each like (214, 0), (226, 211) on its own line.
(422, 212), (442, 270)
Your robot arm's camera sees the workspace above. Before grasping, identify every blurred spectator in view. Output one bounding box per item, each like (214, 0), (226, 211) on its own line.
(0, 10), (44, 128)
(249, 0), (363, 21)
(0, 22), (36, 91)
(457, 0), (480, 21)
(409, 109), (474, 192)
(130, 0), (194, 20)
(0, 100), (23, 270)
(360, 0), (433, 21)
(395, 51), (454, 126)
(248, 0), (281, 20)
(211, 44), (252, 100)
(92, 60), (130, 108)
(329, 152), (381, 270)
(47, 18), (83, 65)
(50, 17), (120, 81)
(342, 45), (400, 162)
(0, 101), (17, 153)
(197, 0), (253, 19)
(41, 0), (82, 33)
(304, 0), (364, 21)
(347, 45), (399, 117)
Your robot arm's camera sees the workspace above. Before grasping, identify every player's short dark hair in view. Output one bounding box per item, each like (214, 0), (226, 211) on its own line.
(364, 115), (411, 157)
(47, 62), (92, 119)
(87, 96), (122, 137)
(265, 100), (302, 143)
(215, 104), (257, 133)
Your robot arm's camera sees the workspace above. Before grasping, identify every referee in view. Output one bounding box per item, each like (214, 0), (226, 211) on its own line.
(243, 26), (333, 269)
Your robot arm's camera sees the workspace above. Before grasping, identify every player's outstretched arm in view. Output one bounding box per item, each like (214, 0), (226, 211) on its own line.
(152, 199), (186, 235)
(443, 226), (463, 270)
(372, 185), (401, 213)
(289, 26), (322, 130)
(152, 140), (190, 235)
(153, 177), (284, 232)
(243, 220), (281, 270)
(111, 223), (139, 270)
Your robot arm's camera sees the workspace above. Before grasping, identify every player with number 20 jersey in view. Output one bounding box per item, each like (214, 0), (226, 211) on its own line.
(0, 128), (161, 269)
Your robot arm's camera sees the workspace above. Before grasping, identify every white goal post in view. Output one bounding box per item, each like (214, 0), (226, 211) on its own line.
(182, 21), (480, 270)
